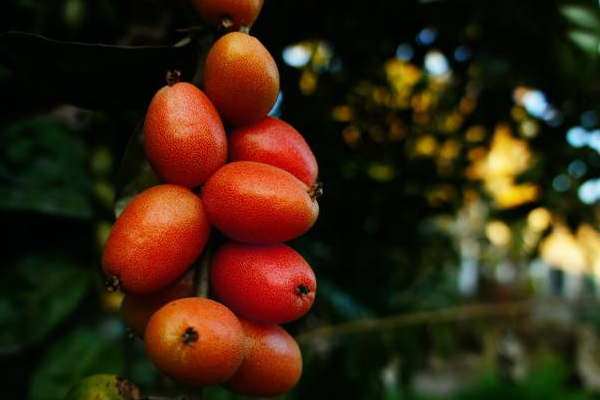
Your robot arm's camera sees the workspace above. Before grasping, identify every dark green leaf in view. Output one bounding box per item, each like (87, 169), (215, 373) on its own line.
(0, 254), (91, 353)
(29, 328), (125, 400)
(113, 119), (162, 217)
(560, 5), (600, 33)
(0, 32), (199, 110)
(0, 117), (93, 218)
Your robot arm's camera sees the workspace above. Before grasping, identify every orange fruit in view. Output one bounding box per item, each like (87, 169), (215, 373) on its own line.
(143, 81), (227, 188)
(211, 242), (316, 324)
(102, 184), (210, 294)
(191, 0), (264, 31)
(227, 319), (302, 397)
(120, 269), (196, 337)
(229, 116), (318, 186)
(201, 161), (319, 243)
(203, 32), (279, 126)
(144, 297), (245, 387)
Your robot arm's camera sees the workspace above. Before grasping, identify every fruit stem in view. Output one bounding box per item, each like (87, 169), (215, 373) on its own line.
(166, 70), (181, 86)
(220, 15), (234, 31)
(308, 181), (324, 200)
(105, 275), (121, 292)
(183, 327), (199, 346)
(296, 284), (312, 295)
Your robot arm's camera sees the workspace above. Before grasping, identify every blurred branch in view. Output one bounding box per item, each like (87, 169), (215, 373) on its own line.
(296, 299), (600, 343)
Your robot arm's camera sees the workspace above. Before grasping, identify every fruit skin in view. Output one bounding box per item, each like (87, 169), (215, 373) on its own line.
(203, 32), (279, 126)
(102, 184), (210, 294)
(227, 320), (302, 397)
(63, 374), (141, 400)
(144, 297), (245, 387)
(202, 161), (319, 243)
(143, 82), (227, 188)
(211, 241), (316, 323)
(191, 0), (264, 31)
(229, 116), (318, 186)
(120, 269), (195, 337)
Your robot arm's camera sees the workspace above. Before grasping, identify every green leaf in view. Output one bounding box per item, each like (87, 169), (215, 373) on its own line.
(113, 119), (162, 217)
(560, 5), (600, 33)
(0, 32), (200, 110)
(567, 29), (600, 55)
(0, 254), (91, 353)
(0, 117), (93, 218)
(29, 328), (126, 400)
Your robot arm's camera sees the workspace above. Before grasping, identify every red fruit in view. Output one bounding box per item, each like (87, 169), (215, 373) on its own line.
(143, 79), (227, 188)
(211, 242), (316, 323)
(144, 298), (245, 386)
(202, 161), (319, 243)
(120, 269), (196, 337)
(203, 32), (279, 126)
(229, 116), (318, 186)
(227, 319), (302, 397)
(102, 184), (210, 294)
(191, 0), (264, 31)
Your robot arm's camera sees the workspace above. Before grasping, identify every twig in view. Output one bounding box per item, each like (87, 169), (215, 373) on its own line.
(295, 299), (599, 344)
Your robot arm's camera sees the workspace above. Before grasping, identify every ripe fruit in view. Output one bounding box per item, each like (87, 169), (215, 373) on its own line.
(211, 242), (316, 323)
(229, 116), (318, 186)
(63, 374), (141, 400)
(144, 297), (245, 386)
(227, 320), (302, 397)
(192, 0), (264, 31)
(120, 269), (196, 337)
(202, 161), (319, 243)
(203, 32), (279, 126)
(103, 185), (210, 294)
(143, 77), (227, 188)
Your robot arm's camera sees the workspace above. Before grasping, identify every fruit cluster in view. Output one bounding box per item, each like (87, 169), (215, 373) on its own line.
(101, 0), (321, 397)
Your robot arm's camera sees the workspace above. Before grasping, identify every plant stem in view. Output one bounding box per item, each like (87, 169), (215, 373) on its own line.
(295, 298), (600, 343)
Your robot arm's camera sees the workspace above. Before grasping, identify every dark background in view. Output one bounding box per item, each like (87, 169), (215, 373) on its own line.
(3, 0), (600, 399)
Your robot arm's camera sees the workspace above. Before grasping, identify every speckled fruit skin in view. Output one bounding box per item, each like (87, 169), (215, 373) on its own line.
(120, 269), (195, 337)
(211, 241), (316, 323)
(144, 297), (245, 387)
(202, 161), (319, 243)
(203, 32), (279, 126)
(229, 116), (318, 186)
(102, 185), (210, 294)
(143, 82), (227, 188)
(192, 0), (264, 31)
(227, 319), (302, 397)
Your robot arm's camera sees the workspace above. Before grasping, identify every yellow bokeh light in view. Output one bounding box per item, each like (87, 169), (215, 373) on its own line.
(528, 208), (552, 232)
(332, 105), (354, 122)
(368, 163), (395, 182)
(466, 126), (486, 142)
(414, 135), (438, 156)
(540, 225), (586, 274)
(486, 220), (512, 246)
(300, 69), (317, 95)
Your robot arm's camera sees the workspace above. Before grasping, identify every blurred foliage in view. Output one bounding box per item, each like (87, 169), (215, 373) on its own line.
(3, 0), (600, 399)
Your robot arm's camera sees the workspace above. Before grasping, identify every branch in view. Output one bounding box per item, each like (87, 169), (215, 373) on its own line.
(295, 299), (598, 344)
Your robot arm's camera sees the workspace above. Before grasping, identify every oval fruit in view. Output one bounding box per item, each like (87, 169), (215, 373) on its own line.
(202, 161), (319, 243)
(229, 116), (318, 186)
(102, 185), (210, 294)
(143, 80), (227, 188)
(203, 32), (279, 126)
(227, 320), (302, 397)
(63, 374), (141, 400)
(192, 0), (264, 31)
(120, 269), (195, 337)
(144, 297), (245, 386)
(211, 241), (316, 323)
